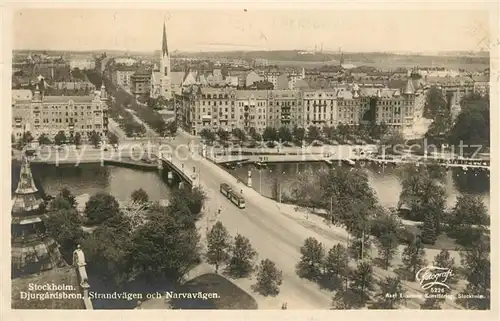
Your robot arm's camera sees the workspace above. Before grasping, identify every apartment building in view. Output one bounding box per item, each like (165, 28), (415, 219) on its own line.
(235, 90), (268, 133)
(303, 89), (338, 128)
(267, 90), (303, 128)
(12, 84), (109, 141)
(130, 69), (152, 98)
(178, 78), (426, 137)
(113, 65), (137, 89)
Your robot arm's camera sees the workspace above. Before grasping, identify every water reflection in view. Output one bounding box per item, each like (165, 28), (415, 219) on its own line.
(11, 162), (172, 203)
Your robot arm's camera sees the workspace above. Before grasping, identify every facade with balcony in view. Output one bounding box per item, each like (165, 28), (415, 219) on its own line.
(12, 84), (109, 141)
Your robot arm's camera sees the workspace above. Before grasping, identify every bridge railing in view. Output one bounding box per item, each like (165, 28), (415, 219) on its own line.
(159, 151), (200, 187)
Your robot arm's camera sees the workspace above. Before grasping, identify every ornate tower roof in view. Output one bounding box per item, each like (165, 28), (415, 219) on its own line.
(403, 77), (416, 95)
(162, 22), (169, 57)
(11, 155), (45, 215)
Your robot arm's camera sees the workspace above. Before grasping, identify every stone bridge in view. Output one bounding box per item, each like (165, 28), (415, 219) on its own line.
(158, 151), (200, 190)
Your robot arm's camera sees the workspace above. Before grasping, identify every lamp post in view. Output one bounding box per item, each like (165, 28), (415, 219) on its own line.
(259, 168), (262, 194)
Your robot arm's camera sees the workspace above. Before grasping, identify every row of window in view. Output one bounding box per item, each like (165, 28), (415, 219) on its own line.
(36, 118), (102, 123)
(35, 105), (101, 110)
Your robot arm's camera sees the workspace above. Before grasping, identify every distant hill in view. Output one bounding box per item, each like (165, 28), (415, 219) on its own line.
(13, 49), (489, 71)
(176, 50), (489, 62)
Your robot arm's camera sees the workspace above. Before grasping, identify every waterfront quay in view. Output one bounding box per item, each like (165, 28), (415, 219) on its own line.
(29, 144), (159, 170)
(204, 144), (490, 170)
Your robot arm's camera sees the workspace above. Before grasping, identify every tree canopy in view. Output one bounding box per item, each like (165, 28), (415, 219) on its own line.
(448, 95), (489, 151)
(131, 188), (149, 204)
(84, 192), (121, 225)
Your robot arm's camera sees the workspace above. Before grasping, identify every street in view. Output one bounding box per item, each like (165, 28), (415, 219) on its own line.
(165, 131), (438, 309)
(117, 111), (460, 310)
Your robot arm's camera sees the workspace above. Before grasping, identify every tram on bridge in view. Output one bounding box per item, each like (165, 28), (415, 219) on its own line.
(220, 183), (246, 209)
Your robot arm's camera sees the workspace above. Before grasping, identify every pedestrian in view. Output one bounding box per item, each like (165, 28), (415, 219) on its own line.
(240, 189), (243, 194)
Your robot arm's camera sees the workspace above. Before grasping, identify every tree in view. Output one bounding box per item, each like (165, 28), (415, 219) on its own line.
(420, 209), (438, 244)
(398, 167), (446, 237)
(433, 249), (458, 284)
(371, 211), (401, 268)
(424, 86), (448, 120)
(262, 126), (278, 142)
(447, 194), (489, 245)
(90, 131), (101, 148)
(290, 168), (325, 213)
(348, 233), (372, 261)
(73, 132), (82, 147)
(200, 128), (216, 144)
(46, 206), (85, 262)
(332, 288), (361, 309)
(59, 187), (77, 208)
(350, 260), (375, 306)
(108, 132), (119, 145)
(369, 122), (388, 141)
(248, 127), (260, 141)
(84, 192), (121, 225)
(254, 259), (283, 296)
(306, 125), (321, 143)
(54, 130), (67, 146)
(129, 206), (201, 283)
(171, 187), (206, 217)
(38, 133), (52, 145)
(296, 237), (325, 280)
(292, 126), (305, 144)
(22, 131), (34, 145)
(322, 244), (349, 289)
(374, 277), (407, 309)
(166, 120), (178, 136)
(131, 188), (149, 204)
(49, 195), (74, 211)
(376, 233), (399, 269)
(232, 128), (246, 143)
(401, 239), (427, 282)
(206, 221), (232, 273)
(448, 95), (489, 150)
(380, 130), (405, 155)
(457, 235), (490, 309)
(322, 168), (378, 234)
(217, 128), (230, 143)
(277, 126), (292, 142)
(228, 234), (257, 278)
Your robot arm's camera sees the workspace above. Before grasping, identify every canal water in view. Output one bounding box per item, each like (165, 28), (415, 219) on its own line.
(11, 162), (172, 204)
(11, 161), (490, 214)
(225, 162), (491, 214)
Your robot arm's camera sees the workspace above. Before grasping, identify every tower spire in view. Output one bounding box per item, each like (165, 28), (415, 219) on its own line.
(162, 21), (169, 57)
(15, 154), (39, 195)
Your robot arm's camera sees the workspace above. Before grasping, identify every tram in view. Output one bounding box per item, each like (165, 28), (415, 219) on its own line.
(220, 183), (246, 209)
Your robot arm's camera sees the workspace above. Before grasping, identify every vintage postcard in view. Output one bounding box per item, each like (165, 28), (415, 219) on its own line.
(2, 1), (498, 319)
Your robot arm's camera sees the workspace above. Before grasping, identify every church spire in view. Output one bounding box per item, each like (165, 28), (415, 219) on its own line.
(162, 22), (169, 57)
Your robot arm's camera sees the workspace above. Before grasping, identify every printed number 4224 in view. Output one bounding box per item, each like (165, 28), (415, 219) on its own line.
(430, 287), (446, 293)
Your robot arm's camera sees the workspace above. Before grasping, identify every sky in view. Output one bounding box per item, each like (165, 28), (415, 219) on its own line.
(12, 8), (491, 53)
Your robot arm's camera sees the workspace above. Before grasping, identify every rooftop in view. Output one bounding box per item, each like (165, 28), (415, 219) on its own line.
(235, 90), (268, 100)
(12, 89), (33, 101)
(42, 96), (95, 103)
(171, 71), (186, 86)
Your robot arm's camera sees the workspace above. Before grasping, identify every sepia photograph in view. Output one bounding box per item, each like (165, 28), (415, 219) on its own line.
(6, 3), (494, 313)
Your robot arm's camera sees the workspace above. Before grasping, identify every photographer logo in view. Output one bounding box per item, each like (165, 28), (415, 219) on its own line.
(416, 266), (453, 290)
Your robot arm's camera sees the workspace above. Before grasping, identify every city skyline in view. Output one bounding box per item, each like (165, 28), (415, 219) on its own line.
(13, 8), (491, 54)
